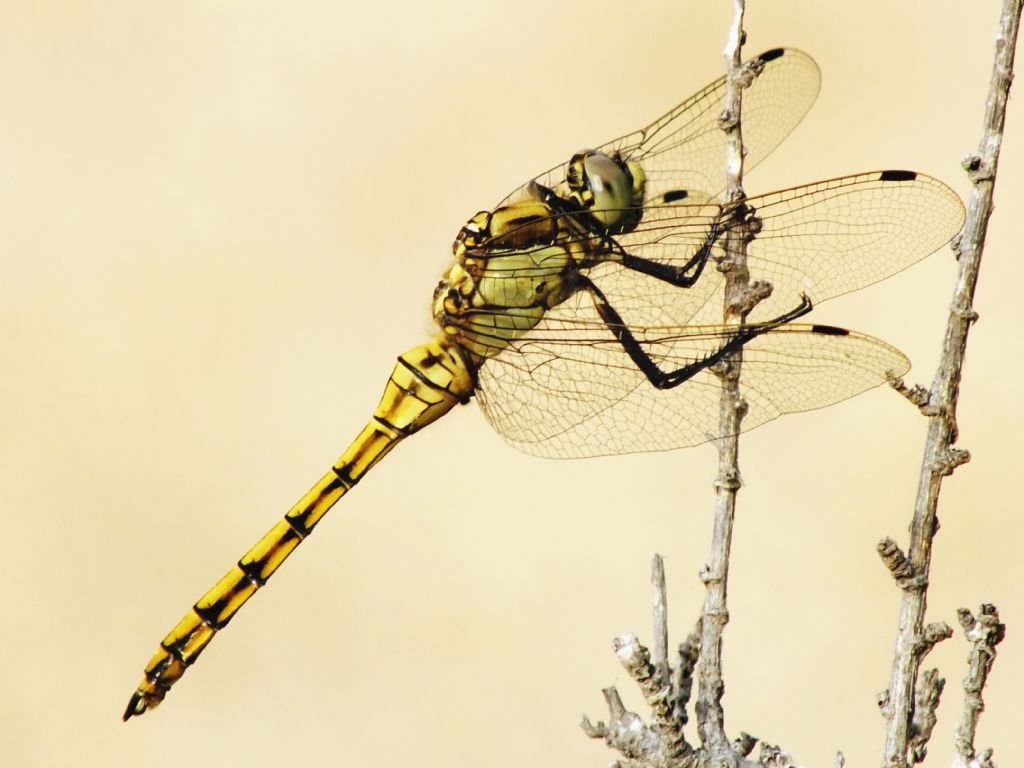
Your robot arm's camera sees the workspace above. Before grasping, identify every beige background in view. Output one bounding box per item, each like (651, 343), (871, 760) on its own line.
(2, 2), (1020, 766)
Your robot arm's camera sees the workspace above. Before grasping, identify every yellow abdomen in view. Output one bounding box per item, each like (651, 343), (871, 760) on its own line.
(124, 337), (474, 719)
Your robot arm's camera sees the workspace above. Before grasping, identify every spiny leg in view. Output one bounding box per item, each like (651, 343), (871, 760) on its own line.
(581, 276), (812, 390)
(539, 181), (721, 289)
(617, 218), (722, 288)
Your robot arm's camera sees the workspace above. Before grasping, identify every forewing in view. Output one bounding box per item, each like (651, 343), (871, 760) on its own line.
(590, 171), (965, 333)
(496, 48), (820, 208)
(474, 306), (909, 458)
(618, 48), (821, 206)
(738, 170), (966, 324)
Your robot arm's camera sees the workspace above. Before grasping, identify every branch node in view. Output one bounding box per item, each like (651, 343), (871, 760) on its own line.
(580, 714), (608, 739)
(758, 742), (794, 768)
(961, 152), (994, 181)
(716, 55), (766, 132)
(950, 302), (980, 323)
(727, 279), (773, 317)
(718, 106), (740, 132)
(735, 732), (758, 757)
(929, 447), (971, 476)
(889, 376), (931, 408)
(713, 470), (743, 492)
(920, 622), (954, 656)
(951, 232), (965, 259)
(958, 603), (1006, 645)
(876, 537), (925, 588)
(877, 689), (892, 718)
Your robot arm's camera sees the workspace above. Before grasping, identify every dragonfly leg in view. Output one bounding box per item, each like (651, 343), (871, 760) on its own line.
(618, 220), (721, 288)
(582, 277), (812, 390)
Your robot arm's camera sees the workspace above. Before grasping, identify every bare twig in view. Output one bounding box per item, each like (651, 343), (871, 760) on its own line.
(652, 554), (670, 687)
(907, 668), (945, 764)
(582, 570), (779, 768)
(734, 733), (757, 757)
(615, 633), (692, 761)
(696, 1), (755, 761)
(922, 622), (954, 654)
(880, 1), (1022, 766)
(582, 685), (662, 761)
(584, 557), (812, 768)
(758, 743), (795, 768)
(888, 376), (931, 409)
(580, 559), (695, 764)
(877, 537), (917, 586)
(953, 605), (1005, 767)
(672, 622), (702, 726)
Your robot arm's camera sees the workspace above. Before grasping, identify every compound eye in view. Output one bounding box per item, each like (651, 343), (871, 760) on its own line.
(579, 152), (635, 231)
(583, 153), (632, 211)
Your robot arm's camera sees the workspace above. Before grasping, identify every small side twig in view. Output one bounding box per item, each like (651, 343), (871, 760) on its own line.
(581, 685), (661, 761)
(615, 634), (692, 761)
(953, 605), (1005, 768)
(907, 668), (945, 765)
(652, 554), (671, 687)
(889, 376), (931, 410)
(672, 621), (702, 726)
(876, 537), (918, 587)
(584, 555), (811, 768)
(581, 558), (692, 765)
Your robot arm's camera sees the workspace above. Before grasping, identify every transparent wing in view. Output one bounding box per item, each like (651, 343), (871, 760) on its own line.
(496, 48), (821, 208)
(473, 306), (909, 458)
(568, 170), (964, 337)
(481, 171), (965, 332)
(467, 171), (962, 458)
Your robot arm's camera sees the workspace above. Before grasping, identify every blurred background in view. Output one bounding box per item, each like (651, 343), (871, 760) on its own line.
(1, 1), (1020, 766)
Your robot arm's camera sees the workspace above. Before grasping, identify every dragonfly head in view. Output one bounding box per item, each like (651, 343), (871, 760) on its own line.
(566, 150), (645, 234)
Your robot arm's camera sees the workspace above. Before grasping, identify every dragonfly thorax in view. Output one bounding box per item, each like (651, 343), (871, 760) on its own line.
(435, 189), (589, 362)
(565, 149), (645, 235)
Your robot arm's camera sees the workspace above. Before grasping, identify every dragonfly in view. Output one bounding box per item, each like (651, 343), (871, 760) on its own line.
(124, 47), (965, 718)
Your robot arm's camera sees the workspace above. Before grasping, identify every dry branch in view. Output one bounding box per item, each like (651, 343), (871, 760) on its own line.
(880, 1), (1022, 765)
(587, 2), (1019, 766)
(584, 2), (797, 766)
(696, 0), (759, 761)
(953, 605), (1005, 768)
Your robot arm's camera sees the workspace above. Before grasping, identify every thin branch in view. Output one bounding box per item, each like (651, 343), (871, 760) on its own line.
(582, 564), (785, 768)
(582, 685), (663, 761)
(583, 557), (810, 768)
(880, 1), (1022, 766)
(671, 621), (702, 726)
(953, 605), (1005, 768)
(697, 0), (758, 761)
(652, 554), (670, 687)
(580, 558), (693, 765)
(615, 633), (692, 761)
(907, 668), (945, 764)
